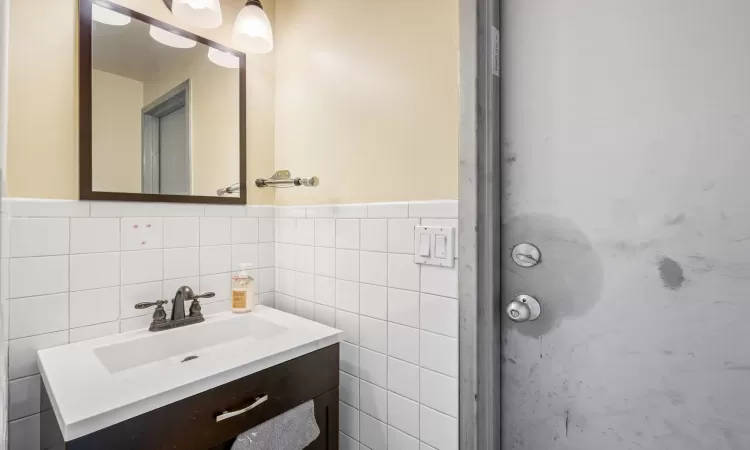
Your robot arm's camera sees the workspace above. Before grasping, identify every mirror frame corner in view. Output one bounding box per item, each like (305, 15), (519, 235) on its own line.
(78, 0), (247, 205)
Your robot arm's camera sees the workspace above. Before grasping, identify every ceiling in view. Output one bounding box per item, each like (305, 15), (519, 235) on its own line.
(92, 15), (212, 82)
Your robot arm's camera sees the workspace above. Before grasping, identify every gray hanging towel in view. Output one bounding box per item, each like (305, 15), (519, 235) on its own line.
(231, 400), (320, 450)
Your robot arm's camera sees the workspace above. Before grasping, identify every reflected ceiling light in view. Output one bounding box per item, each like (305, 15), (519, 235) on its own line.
(92, 4), (131, 26)
(149, 25), (197, 48)
(164, 0), (222, 29)
(232, 0), (273, 54)
(208, 47), (240, 69)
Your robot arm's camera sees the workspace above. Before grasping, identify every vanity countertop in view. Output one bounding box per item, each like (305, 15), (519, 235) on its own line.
(37, 306), (342, 441)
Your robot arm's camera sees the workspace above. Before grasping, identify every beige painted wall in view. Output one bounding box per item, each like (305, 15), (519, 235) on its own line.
(8, 0), (78, 200)
(8, 0), (460, 205)
(273, 0), (460, 205)
(8, 0), (276, 204)
(92, 69), (143, 192)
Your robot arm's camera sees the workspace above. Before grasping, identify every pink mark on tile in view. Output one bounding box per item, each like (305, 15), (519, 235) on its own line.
(133, 225), (139, 229)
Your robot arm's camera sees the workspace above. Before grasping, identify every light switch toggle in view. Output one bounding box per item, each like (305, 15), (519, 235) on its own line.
(419, 234), (431, 257)
(435, 235), (447, 258)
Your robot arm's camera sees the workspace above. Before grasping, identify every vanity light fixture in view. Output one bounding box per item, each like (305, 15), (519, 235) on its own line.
(163, 0), (222, 29)
(232, 0), (274, 54)
(208, 47), (241, 69)
(149, 25), (197, 48)
(92, 3), (131, 26)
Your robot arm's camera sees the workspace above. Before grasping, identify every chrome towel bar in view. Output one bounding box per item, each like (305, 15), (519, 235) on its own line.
(255, 170), (319, 188)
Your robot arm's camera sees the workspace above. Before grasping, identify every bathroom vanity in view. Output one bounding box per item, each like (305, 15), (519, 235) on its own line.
(37, 307), (342, 450)
(46, 0), (345, 446)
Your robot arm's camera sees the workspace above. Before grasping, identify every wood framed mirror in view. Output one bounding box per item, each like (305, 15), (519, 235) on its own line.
(79, 0), (247, 204)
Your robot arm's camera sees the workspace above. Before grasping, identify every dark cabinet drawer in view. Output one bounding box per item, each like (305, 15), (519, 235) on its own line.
(209, 388), (339, 450)
(50, 344), (339, 450)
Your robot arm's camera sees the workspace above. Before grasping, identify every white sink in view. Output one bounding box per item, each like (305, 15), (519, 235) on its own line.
(37, 306), (342, 441)
(94, 314), (286, 373)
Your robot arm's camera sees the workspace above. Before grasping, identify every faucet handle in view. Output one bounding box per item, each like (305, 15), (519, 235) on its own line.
(185, 293), (214, 319)
(135, 300), (168, 309)
(135, 300), (168, 330)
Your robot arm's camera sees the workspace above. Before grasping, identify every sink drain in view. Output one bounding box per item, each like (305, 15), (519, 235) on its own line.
(181, 355), (199, 363)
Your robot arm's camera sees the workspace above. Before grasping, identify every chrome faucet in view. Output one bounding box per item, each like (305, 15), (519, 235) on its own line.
(172, 286), (202, 321)
(135, 286), (215, 332)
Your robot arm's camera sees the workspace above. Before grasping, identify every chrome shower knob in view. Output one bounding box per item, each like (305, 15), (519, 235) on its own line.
(506, 294), (541, 323)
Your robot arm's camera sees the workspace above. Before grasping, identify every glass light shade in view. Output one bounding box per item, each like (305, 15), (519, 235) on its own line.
(92, 4), (131, 26)
(208, 47), (240, 69)
(232, 4), (273, 53)
(149, 25), (197, 48)
(172, 0), (222, 29)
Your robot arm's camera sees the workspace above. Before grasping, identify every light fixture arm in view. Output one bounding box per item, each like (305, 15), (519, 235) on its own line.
(160, 0), (223, 29)
(161, 0), (262, 15)
(162, 0), (263, 12)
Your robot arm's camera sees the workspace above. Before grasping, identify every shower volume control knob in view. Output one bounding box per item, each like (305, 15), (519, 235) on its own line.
(506, 294), (541, 323)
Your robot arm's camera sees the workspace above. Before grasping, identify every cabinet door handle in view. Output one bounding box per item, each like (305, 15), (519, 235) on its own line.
(216, 395), (269, 422)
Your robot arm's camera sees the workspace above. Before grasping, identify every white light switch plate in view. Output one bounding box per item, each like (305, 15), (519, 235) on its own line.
(414, 226), (455, 267)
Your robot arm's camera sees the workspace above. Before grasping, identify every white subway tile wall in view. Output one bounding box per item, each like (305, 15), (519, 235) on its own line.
(271, 201), (458, 450)
(120, 218), (162, 250)
(4, 200), (275, 449)
(4, 199), (457, 450)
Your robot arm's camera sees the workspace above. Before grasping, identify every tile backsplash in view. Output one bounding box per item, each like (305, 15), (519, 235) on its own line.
(271, 201), (459, 450)
(3, 198), (459, 450)
(4, 200), (275, 450)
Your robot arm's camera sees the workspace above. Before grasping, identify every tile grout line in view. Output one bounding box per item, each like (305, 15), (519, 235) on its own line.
(67, 217), (72, 342)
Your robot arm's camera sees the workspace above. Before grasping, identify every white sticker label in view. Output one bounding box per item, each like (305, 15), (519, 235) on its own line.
(492, 26), (500, 77)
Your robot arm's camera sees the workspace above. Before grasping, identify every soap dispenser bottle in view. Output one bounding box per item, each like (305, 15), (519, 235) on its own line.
(232, 264), (254, 313)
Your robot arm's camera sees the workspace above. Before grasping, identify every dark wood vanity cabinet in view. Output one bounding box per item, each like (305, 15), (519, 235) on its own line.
(44, 344), (339, 450)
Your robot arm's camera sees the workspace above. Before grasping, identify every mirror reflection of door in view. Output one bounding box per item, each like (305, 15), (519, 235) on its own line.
(141, 81), (191, 195)
(90, 10), (242, 198)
